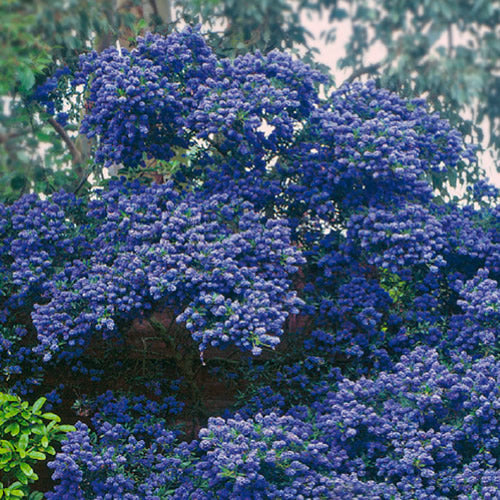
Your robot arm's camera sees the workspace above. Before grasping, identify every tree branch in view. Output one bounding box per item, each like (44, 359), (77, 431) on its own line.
(344, 62), (383, 84)
(48, 116), (83, 165)
(73, 167), (94, 195)
(0, 129), (29, 144)
(150, 0), (169, 22)
(47, 116), (93, 194)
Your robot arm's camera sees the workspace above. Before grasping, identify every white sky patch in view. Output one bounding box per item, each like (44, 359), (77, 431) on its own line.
(257, 118), (275, 138)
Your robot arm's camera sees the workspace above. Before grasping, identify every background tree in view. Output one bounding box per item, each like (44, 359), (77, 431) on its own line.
(176, 0), (499, 188)
(2, 0), (498, 203)
(0, 0), (116, 201)
(0, 0), (172, 202)
(175, 0), (311, 56)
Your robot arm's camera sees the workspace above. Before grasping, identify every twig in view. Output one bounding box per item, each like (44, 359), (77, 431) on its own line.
(47, 116), (93, 194)
(0, 129), (28, 144)
(344, 62), (383, 84)
(447, 25), (453, 57)
(48, 116), (83, 165)
(73, 166), (94, 195)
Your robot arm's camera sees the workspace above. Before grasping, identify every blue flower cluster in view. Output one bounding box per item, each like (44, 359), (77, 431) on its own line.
(48, 348), (499, 499)
(74, 29), (216, 167)
(46, 391), (186, 500)
(31, 66), (71, 115)
(445, 269), (500, 355)
(74, 27), (325, 172)
(346, 204), (446, 272)
(1, 180), (302, 367)
(269, 81), (476, 226)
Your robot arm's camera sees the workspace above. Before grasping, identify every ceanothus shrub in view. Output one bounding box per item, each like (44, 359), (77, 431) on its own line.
(10, 26), (500, 498)
(48, 347), (499, 499)
(46, 391), (186, 500)
(178, 348), (499, 499)
(0, 180), (303, 374)
(0, 191), (88, 317)
(51, 27), (498, 371)
(275, 81), (476, 220)
(0, 191), (90, 392)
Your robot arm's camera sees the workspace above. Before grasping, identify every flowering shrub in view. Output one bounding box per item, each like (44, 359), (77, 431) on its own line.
(2, 27), (498, 498)
(47, 348), (499, 499)
(182, 349), (499, 500)
(1, 180), (303, 376)
(46, 391), (187, 500)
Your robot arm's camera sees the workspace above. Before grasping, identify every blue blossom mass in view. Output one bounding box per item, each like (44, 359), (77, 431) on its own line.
(1, 27), (499, 498)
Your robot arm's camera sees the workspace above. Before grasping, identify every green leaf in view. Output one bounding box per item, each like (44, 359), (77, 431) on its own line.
(30, 425), (44, 436)
(17, 434), (29, 451)
(31, 397), (46, 414)
(17, 66), (35, 92)
(20, 462), (33, 477)
(42, 413), (61, 422)
(14, 469), (28, 485)
(4, 408), (20, 419)
(5, 423), (20, 436)
(10, 175), (27, 191)
(0, 441), (14, 451)
(41, 436), (48, 448)
(28, 451), (45, 461)
(57, 425), (76, 433)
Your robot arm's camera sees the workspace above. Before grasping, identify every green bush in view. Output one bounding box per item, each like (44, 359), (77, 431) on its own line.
(0, 393), (75, 499)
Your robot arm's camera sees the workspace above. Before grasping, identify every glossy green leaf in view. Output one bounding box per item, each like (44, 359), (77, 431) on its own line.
(19, 462), (33, 477)
(14, 469), (27, 485)
(17, 434), (28, 451)
(31, 398), (46, 414)
(57, 425), (76, 433)
(27, 451), (46, 461)
(41, 413), (61, 422)
(5, 423), (20, 437)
